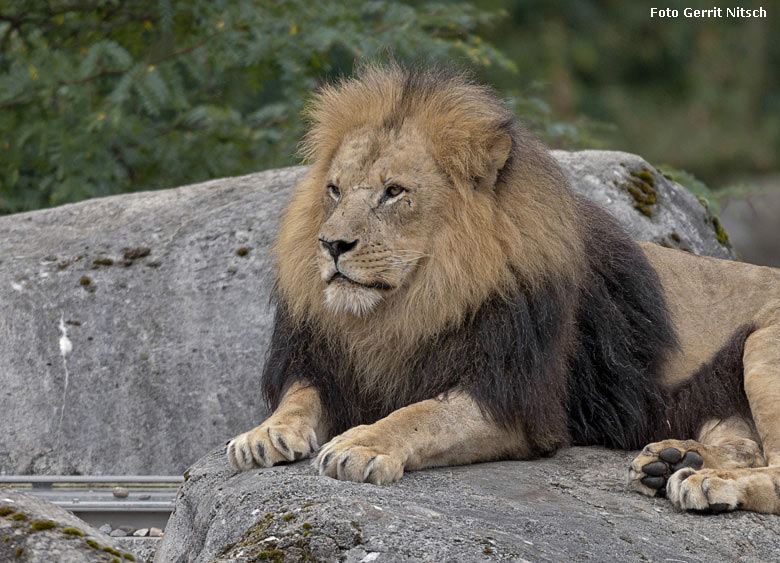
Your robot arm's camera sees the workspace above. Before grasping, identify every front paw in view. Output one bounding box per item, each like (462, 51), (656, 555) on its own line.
(314, 425), (404, 485)
(629, 439), (704, 497)
(227, 421), (319, 471)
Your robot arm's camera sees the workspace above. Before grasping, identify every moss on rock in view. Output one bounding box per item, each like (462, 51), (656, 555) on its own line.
(711, 216), (730, 246)
(624, 169), (658, 218)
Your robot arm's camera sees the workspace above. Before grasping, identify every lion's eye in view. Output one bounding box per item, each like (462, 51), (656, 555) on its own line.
(327, 184), (340, 200)
(384, 185), (405, 199)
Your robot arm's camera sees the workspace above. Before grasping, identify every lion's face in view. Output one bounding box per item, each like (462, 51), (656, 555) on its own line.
(317, 126), (448, 316)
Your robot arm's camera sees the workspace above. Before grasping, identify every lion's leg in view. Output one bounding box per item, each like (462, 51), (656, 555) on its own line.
(629, 416), (763, 497)
(314, 392), (530, 484)
(227, 381), (328, 470)
(667, 305), (780, 514)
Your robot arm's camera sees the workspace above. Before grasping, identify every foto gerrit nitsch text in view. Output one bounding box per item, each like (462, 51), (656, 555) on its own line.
(650, 7), (767, 18)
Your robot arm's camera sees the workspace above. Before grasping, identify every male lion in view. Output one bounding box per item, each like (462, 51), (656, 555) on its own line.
(227, 64), (780, 514)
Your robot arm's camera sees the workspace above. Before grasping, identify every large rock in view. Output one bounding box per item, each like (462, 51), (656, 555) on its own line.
(154, 446), (780, 562)
(0, 489), (139, 562)
(552, 150), (734, 259)
(0, 167), (304, 476)
(0, 151), (735, 476)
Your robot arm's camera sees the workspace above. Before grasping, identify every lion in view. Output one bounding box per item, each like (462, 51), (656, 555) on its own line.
(227, 64), (780, 515)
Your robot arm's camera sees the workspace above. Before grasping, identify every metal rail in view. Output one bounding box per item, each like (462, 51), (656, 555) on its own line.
(0, 475), (183, 484)
(0, 475), (182, 528)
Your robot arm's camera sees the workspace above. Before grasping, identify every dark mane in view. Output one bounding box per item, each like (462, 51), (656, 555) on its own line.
(262, 64), (745, 456)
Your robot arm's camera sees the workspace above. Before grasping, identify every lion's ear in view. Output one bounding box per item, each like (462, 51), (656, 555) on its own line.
(475, 132), (512, 191)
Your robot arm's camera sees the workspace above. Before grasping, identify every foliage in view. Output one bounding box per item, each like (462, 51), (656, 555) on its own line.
(0, 0), (513, 214)
(658, 165), (765, 215)
(478, 0), (780, 183)
(504, 81), (612, 149)
(4, 1), (775, 215)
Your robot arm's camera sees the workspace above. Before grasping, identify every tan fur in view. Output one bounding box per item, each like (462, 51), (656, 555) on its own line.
(629, 417), (764, 497)
(640, 243), (780, 388)
(667, 467), (780, 513)
(227, 382), (327, 470)
(313, 392), (530, 484)
(226, 65), (780, 516)
(631, 245), (780, 513)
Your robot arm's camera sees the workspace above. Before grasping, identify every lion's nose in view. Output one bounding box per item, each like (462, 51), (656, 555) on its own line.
(319, 238), (358, 261)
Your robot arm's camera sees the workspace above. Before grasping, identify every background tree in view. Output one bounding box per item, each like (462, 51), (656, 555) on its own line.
(2, 1), (777, 215)
(477, 0), (779, 182)
(0, 0), (512, 213)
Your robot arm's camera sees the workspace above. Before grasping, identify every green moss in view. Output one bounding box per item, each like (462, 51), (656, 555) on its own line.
(110, 558), (120, 563)
(624, 170), (658, 218)
(92, 258), (114, 267)
(0, 506), (14, 517)
(236, 247), (250, 257)
(636, 203), (653, 217)
(61, 526), (84, 536)
(11, 513), (27, 521)
(630, 169), (655, 187)
(630, 181), (657, 204)
(258, 550), (285, 560)
(301, 523), (312, 530)
(16, 547), (24, 557)
(670, 232), (681, 243)
(124, 553), (136, 561)
(85, 539), (100, 549)
(102, 546), (122, 556)
(282, 513), (295, 521)
(30, 519), (57, 530)
(79, 276), (92, 286)
(712, 216), (730, 245)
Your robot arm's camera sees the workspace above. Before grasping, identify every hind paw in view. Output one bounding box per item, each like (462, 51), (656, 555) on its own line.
(629, 439), (704, 497)
(667, 468), (740, 513)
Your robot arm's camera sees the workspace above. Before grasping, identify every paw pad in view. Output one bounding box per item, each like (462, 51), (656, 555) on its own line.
(631, 444), (705, 498)
(658, 448), (682, 464)
(639, 449), (703, 491)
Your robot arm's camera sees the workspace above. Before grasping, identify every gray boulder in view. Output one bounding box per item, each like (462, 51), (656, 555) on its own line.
(552, 150), (734, 259)
(154, 446), (780, 562)
(0, 151), (734, 476)
(0, 167), (305, 475)
(0, 489), (139, 562)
